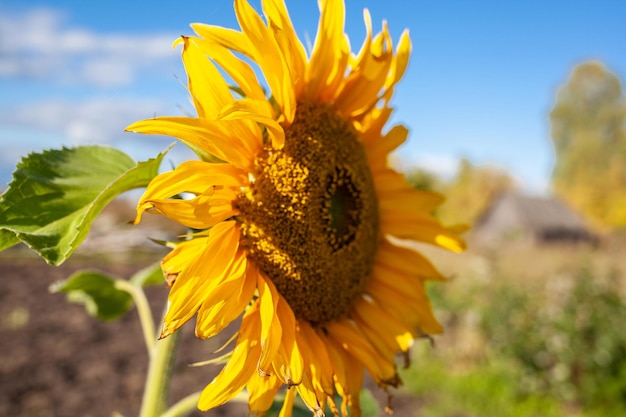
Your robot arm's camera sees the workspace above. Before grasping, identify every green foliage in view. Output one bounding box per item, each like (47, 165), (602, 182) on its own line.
(51, 270), (133, 321)
(402, 350), (562, 417)
(481, 267), (626, 414)
(441, 159), (515, 226)
(550, 61), (626, 229)
(0, 145), (169, 265)
(0, 228), (19, 252)
(405, 168), (443, 191)
(51, 262), (164, 322)
(130, 262), (168, 287)
(401, 246), (626, 416)
(357, 389), (381, 417)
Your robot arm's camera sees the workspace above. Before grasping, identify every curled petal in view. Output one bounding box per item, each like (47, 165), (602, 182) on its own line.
(160, 221), (241, 337)
(138, 187), (239, 230)
(195, 251), (255, 339)
(246, 372), (282, 414)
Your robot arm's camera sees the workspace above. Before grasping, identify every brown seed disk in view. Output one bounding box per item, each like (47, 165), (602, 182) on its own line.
(238, 102), (379, 324)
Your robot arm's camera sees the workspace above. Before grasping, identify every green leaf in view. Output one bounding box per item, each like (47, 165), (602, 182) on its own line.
(130, 262), (165, 287)
(0, 145), (170, 265)
(51, 270), (133, 321)
(0, 228), (19, 252)
(359, 388), (381, 417)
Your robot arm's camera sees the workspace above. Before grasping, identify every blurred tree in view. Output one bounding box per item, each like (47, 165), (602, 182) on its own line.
(550, 61), (626, 229)
(438, 159), (515, 226)
(404, 167), (443, 191)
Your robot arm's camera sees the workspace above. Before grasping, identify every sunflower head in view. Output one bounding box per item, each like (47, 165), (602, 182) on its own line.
(127, 0), (465, 415)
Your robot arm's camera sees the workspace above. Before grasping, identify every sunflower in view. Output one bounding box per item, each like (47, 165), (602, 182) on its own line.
(127, 0), (464, 415)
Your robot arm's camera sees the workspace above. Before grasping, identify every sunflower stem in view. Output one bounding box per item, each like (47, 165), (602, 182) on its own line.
(159, 392), (201, 417)
(114, 279), (155, 353)
(139, 319), (181, 417)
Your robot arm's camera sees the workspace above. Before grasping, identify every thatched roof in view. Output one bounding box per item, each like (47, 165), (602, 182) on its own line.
(473, 192), (595, 246)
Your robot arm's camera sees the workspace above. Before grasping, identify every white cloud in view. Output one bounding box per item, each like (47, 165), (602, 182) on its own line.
(391, 151), (461, 180)
(0, 7), (178, 86)
(0, 97), (168, 144)
(0, 97), (197, 188)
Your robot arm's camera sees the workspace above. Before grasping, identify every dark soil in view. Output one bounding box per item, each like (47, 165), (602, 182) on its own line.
(0, 250), (420, 417)
(0, 250), (247, 417)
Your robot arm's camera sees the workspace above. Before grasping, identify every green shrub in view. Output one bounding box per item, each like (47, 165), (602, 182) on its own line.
(401, 346), (562, 417)
(480, 267), (626, 414)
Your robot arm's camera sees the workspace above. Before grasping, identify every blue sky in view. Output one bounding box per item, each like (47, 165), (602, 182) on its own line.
(1, 0), (625, 193)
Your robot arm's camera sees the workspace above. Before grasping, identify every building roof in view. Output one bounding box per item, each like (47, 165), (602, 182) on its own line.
(473, 192), (594, 245)
(506, 193), (587, 231)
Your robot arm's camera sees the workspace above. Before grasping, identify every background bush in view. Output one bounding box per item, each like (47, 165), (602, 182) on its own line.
(400, 245), (626, 417)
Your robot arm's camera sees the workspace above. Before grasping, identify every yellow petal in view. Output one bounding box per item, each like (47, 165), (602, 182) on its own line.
(296, 332), (324, 402)
(384, 29), (411, 92)
(372, 167), (442, 200)
(198, 304), (262, 410)
(232, 0), (295, 121)
(374, 170), (444, 213)
(366, 125), (408, 167)
(278, 387), (296, 417)
(126, 116), (262, 171)
(351, 313), (397, 361)
(218, 99), (285, 148)
(140, 187), (239, 230)
(161, 221), (240, 337)
(192, 36), (267, 102)
(295, 372), (325, 416)
(359, 106), (393, 148)
(246, 372), (282, 414)
(323, 334), (364, 417)
(195, 251), (255, 339)
(191, 24), (248, 52)
(298, 323), (334, 396)
(375, 239), (447, 281)
(305, 0), (349, 103)
(136, 161), (246, 204)
(334, 11), (393, 117)
(381, 214), (466, 252)
(257, 274), (283, 374)
(178, 36), (233, 119)
(365, 274), (443, 335)
(325, 319), (396, 384)
(353, 296), (415, 352)
(159, 238), (204, 284)
(272, 297), (304, 386)
(262, 0), (307, 100)
(133, 160), (246, 225)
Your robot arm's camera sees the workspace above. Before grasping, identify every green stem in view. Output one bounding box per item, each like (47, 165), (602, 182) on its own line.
(139, 329), (181, 417)
(115, 280), (155, 352)
(115, 280), (187, 417)
(159, 392), (202, 417)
